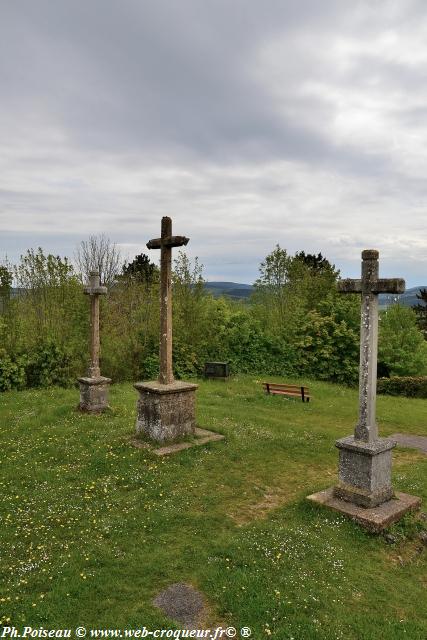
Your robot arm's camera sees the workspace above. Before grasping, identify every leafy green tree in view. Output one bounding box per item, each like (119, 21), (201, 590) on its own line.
(252, 245), (309, 346)
(252, 246), (340, 354)
(293, 251), (340, 309)
(0, 264), (12, 296)
(0, 263), (13, 315)
(379, 305), (427, 376)
(102, 267), (159, 381)
(172, 252), (209, 376)
(297, 294), (360, 384)
(10, 248), (87, 376)
(253, 245), (292, 328)
(413, 288), (427, 338)
(120, 253), (159, 285)
(294, 251), (337, 274)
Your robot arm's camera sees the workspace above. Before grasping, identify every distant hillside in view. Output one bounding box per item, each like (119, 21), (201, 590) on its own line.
(204, 282), (427, 306)
(379, 286), (427, 309)
(204, 281), (254, 300)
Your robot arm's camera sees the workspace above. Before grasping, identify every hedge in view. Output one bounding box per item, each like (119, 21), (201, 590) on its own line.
(377, 376), (427, 399)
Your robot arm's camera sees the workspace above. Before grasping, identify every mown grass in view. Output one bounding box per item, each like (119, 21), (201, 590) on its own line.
(0, 376), (426, 639)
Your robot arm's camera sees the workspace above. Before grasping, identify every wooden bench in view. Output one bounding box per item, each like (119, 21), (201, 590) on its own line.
(262, 382), (310, 403)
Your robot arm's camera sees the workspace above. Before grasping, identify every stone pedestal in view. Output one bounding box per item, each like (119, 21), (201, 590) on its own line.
(134, 380), (198, 444)
(78, 376), (111, 413)
(334, 435), (396, 508)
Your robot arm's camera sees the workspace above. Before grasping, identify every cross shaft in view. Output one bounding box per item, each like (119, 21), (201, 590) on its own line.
(84, 272), (107, 378)
(147, 216), (189, 385)
(338, 250), (405, 442)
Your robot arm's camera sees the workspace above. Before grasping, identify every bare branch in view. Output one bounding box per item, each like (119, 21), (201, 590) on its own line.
(74, 234), (122, 287)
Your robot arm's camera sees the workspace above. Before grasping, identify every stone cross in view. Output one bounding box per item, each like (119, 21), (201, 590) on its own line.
(338, 249), (405, 442)
(84, 271), (107, 378)
(147, 217), (189, 385)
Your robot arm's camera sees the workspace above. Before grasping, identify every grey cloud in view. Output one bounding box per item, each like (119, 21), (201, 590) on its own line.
(0, 0), (390, 173)
(1, 1), (426, 287)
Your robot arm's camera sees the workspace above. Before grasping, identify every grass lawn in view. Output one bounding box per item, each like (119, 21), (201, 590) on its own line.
(0, 376), (426, 639)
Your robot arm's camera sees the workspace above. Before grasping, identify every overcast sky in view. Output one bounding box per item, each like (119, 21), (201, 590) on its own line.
(0, 0), (426, 286)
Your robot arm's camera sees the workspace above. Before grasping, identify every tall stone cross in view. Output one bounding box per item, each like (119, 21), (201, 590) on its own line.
(84, 271), (107, 378)
(147, 216), (189, 385)
(308, 249), (421, 517)
(338, 250), (405, 442)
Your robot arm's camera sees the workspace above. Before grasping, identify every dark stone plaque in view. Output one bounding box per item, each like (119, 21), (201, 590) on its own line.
(204, 362), (230, 379)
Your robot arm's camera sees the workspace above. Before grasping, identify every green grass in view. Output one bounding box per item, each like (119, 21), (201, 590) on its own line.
(0, 376), (426, 639)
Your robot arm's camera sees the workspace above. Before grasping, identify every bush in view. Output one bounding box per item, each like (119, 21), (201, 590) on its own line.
(297, 307), (359, 385)
(377, 376), (427, 398)
(0, 351), (27, 391)
(379, 305), (427, 376)
(25, 341), (73, 388)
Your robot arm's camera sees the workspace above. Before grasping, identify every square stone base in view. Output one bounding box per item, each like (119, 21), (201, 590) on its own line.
(134, 380), (198, 444)
(78, 376), (111, 413)
(334, 435), (396, 507)
(307, 487), (421, 532)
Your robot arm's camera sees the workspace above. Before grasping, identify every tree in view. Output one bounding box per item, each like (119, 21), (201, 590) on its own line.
(252, 246), (339, 339)
(296, 293), (360, 384)
(293, 251), (340, 309)
(172, 252), (208, 376)
(253, 245), (295, 332)
(15, 248), (74, 289)
(413, 288), (427, 338)
(102, 253), (160, 381)
(294, 251), (338, 276)
(0, 263), (12, 313)
(379, 304), (427, 376)
(12, 248), (86, 360)
(120, 253), (159, 285)
(75, 234), (122, 286)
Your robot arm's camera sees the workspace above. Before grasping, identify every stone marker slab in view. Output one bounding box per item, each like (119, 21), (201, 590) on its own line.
(204, 362), (230, 379)
(130, 427), (225, 456)
(390, 433), (427, 455)
(307, 487), (421, 532)
(153, 583), (205, 628)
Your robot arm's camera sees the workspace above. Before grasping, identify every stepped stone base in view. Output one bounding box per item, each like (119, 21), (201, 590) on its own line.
(130, 427), (225, 456)
(307, 487), (421, 532)
(78, 376), (111, 413)
(134, 380), (198, 444)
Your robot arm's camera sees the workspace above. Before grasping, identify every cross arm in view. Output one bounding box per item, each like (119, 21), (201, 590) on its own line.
(84, 285), (107, 296)
(147, 235), (190, 249)
(337, 279), (362, 294)
(337, 277), (405, 295)
(146, 238), (162, 249)
(372, 278), (405, 294)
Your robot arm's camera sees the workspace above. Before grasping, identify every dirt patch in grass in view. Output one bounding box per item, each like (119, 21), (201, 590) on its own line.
(393, 450), (426, 466)
(229, 465), (335, 525)
(385, 540), (425, 567)
(153, 582), (227, 630)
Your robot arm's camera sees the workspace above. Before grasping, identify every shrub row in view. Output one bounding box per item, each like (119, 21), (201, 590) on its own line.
(377, 376), (427, 399)
(0, 342), (73, 391)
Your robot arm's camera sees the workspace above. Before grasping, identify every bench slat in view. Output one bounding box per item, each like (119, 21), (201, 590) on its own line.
(262, 382), (310, 402)
(262, 386), (308, 391)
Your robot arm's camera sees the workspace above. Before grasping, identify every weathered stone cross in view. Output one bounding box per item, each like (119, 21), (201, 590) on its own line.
(147, 216), (189, 385)
(307, 249), (421, 519)
(84, 271), (107, 378)
(338, 250), (405, 442)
